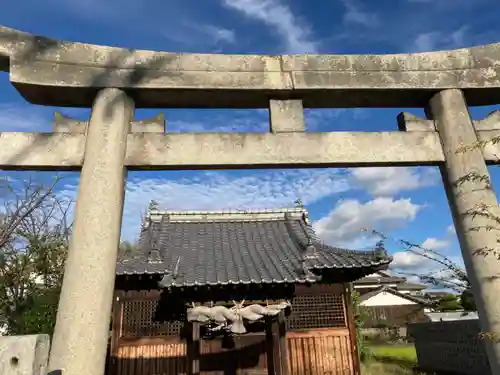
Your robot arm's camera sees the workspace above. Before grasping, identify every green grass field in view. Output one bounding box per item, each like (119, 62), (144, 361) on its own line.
(369, 344), (418, 364)
(362, 344), (431, 375)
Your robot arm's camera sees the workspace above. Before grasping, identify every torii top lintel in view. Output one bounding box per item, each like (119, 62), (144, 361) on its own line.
(1, 25), (500, 109)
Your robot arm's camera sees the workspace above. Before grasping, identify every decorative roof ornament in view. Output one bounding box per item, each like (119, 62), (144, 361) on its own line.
(294, 199), (304, 208)
(148, 200), (160, 213)
(148, 250), (162, 263)
(141, 200), (161, 229)
(158, 256), (184, 286)
(374, 240), (388, 260)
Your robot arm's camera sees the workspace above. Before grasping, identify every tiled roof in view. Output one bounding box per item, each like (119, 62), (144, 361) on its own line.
(353, 275), (427, 290)
(116, 208), (392, 287)
(395, 283), (427, 291)
(354, 276), (407, 285)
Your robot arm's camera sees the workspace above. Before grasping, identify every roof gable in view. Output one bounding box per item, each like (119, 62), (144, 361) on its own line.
(396, 283), (427, 291)
(354, 275), (407, 285)
(361, 291), (418, 307)
(363, 271), (391, 278)
(359, 286), (430, 307)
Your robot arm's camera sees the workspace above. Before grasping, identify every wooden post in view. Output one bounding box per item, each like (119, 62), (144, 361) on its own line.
(109, 292), (123, 375)
(267, 313), (289, 375)
(344, 283), (361, 375)
(277, 312), (289, 375)
(265, 317), (276, 375)
(186, 322), (200, 375)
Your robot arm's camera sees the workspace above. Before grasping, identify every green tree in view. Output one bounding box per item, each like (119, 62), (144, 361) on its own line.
(351, 289), (370, 361)
(0, 176), (71, 335)
(119, 240), (141, 258)
(14, 287), (60, 335)
(460, 288), (477, 312)
(437, 294), (462, 312)
(367, 230), (476, 312)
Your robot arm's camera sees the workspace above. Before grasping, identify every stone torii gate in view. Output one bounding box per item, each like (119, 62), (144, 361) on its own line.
(1, 25), (500, 375)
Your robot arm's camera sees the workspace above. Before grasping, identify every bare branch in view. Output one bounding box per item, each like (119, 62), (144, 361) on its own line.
(0, 176), (63, 249)
(366, 229), (470, 292)
(0, 175), (72, 334)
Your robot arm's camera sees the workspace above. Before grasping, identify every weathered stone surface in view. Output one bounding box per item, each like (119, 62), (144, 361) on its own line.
(478, 130), (500, 162)
(52, 112), (165, 133)
(53, 112), (88, 133)
(0, 132), (85, 169)
(474, 110), (500, 131)
(125, 131), (445, 168)
(0, 26), (35, 72)
(269, 100), (305, 132)
(48, 88), (133, 375)
(130, 113), (165, 133)
(399, 110), (500, 134)
(4, 129), (500, 170)
(397, 112), (435, 132)
(0, 335), (50, 375)
(429, 88), (500, 373)
(2, 26), (500, 108)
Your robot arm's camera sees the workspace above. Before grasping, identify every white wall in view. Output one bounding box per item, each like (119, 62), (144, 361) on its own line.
(360, 291), (418, 307)
(362, 272), (387, 278)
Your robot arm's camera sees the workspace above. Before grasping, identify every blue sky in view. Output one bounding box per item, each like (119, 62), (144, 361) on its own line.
(1, 0), (500, 284)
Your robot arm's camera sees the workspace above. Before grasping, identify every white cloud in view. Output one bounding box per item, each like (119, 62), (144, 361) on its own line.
(340, 0), (379, 28)
(391, 236), (450, 269)
(404, 275), (423, 284)
(199, 24), (236, 44)
(392, 251), (431, 270)
(58, 169), (351, 242)
(351, 167), (439, 196)
(313, 197), (423, 248)
(168, 120), (260, 133)
(304, 108), (368, 131)
(45, 0), (236, 50)
(392, 252), (467, 290)
(391, 235), (462, 280)
(430, 267), (468, 290)
(406, 0), (479, 7)
(446, 224), (456, 235)
(166, 110), (269, 132)
(413, 32), (439, 52)
(0, 103), (52, 132)
(45, 0), (147, 23)
(412, 26), (468, 52)
(0, 103), (99, 132)
(222, 0), (319, 53)
(164, 22), (237, 48)
(421, 237), (449, 251)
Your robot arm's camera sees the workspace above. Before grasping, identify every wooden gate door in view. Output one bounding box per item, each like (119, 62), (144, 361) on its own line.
(287, 328), (354, 375)
(284, 284), (357, 375)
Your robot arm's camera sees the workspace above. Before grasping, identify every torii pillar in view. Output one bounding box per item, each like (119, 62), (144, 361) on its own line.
(429, 88), (500, 373)
(48, 88), (134, 375)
